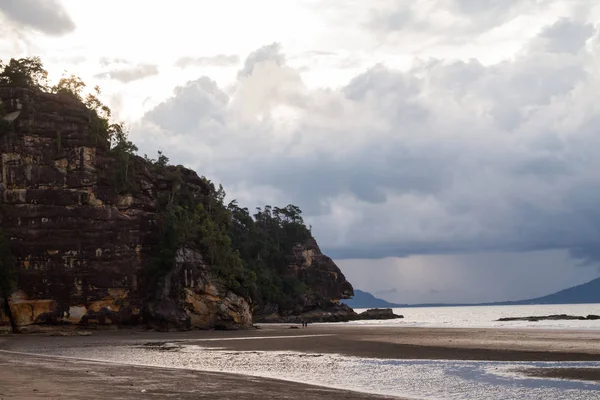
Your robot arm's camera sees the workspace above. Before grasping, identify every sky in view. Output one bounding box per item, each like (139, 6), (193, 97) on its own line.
(1, 0), (600, 304)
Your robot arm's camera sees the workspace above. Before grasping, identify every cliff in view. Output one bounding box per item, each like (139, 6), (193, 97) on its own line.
(253, 238), (356, 323)
(0, 87), (251, 331)
(0, 84), (354, 331)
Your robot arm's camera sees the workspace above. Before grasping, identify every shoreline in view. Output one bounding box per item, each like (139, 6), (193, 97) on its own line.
(1, 324), (600, 398)
(3, 323), (600, 361)
(4, 323), (600, 359)
(0, 350), (393, 400)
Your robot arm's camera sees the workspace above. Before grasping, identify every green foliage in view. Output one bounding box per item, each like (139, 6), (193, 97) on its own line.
(52, 73), (86, 100)
(227, 202), (312, 309)
(0, 56), (317, 311)
(0, 58), (48, 136)
(85, 86), (112, 120)
(0, 232), (15, 298)
(49, 70), (138, 193)
(0, 58), (138, 193)
(0, 57), (48, 90)
(156, 151), (169, 168)
(144, 150), (170, 170)
(145, 169), (255, 298)
(108, 123), (139, 194)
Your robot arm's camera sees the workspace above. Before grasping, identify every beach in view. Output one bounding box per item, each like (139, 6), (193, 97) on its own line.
(0, 350), (389, 400)
(1, 324), (599, 399)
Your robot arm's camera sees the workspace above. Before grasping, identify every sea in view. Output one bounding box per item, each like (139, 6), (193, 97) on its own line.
(350, 303), (600, 330)
(16, 304), (600, 399)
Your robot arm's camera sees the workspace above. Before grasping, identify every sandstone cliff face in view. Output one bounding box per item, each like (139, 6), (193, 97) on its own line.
(0, 88), (251, 331)
(149, 248), (252, 330)
(254, 238), (356, 323)
(289, 238), (353, 302)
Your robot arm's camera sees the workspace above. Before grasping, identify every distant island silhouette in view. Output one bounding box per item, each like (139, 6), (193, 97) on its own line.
(343, 277), (600, 308)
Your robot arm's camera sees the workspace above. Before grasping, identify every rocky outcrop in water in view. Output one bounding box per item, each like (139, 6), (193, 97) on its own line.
(497, 314), (600, 322)
(356, 308), (403, 320)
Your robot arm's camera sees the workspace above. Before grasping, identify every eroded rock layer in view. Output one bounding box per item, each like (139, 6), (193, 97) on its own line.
(0, 87), (251, 331)
(254, 239), (356, 322)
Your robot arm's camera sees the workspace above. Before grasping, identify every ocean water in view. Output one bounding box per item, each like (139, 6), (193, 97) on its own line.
(350, 304), (600, 330)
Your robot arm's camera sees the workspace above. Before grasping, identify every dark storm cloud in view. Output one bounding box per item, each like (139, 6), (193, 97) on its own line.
(0, 0), (75, 35)
(133, 18), (600, 261)
(339, 250), (599, 304)
(94, 64), (159, 83)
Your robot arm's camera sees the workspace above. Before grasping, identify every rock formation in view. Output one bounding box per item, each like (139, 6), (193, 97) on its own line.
(289, 238), (353, 301)
(355, 308), (403, 320)
(0, 87), (252, 331)
(497, 314), (600, 322)
(0, 86), (355, 331)
(254, 239), (355, 323)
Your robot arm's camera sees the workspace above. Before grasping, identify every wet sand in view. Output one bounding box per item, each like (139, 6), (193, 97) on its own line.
(187, 324), (600, 361)
(0, 350), (391, 400)
(518, 367), (600, 382)
(1, 324), (600, 398)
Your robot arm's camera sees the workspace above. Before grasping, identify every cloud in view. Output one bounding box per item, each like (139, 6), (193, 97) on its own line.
(533, 18), (595, 54)
(0, 0), (75, 36)
(175, 54), (240, 68)
(365, 0), (579, 47)
(237, 43), (285, 78)
(144, 77), (228, 134)
(99, 57), (130, 67)
(95, 64), (159, 83)
(132, 19), (600, 262)
(339, 250), (599, 303)
(48, 55), (87, 65)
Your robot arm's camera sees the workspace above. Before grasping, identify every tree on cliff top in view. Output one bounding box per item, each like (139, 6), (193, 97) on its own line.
(0, 57), (48, 91)
(228, 202), (312, 310)
(0, 58), (134, 153)
(1, 58), (139, 194)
